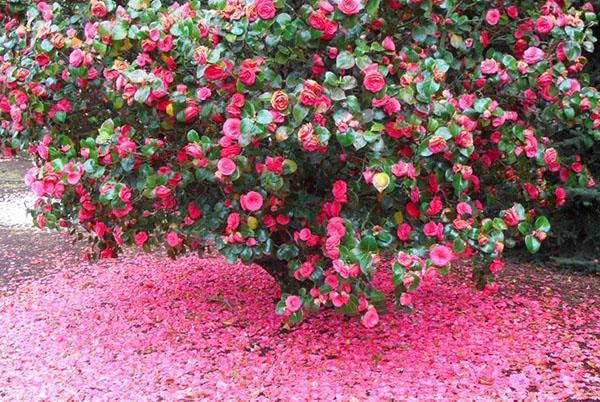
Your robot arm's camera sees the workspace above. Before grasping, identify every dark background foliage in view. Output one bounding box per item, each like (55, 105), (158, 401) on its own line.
(537, 12), (600, 273)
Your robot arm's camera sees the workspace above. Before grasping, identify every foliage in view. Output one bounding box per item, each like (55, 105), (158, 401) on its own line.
(0, 0), (598, 325)
(537, 12), (600, 272)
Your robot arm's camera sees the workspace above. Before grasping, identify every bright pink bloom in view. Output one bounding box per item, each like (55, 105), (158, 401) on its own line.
(285, 295), (302, 312)
(485, 9), (501, 25)
(338, 0), (362, 15)
(223, 118), (241, 139)
(135, 231), (149, 246)
(361, 306), (379, 328)
(523, 47), (545, 65)
(480, 59), (499, 75)
(430, 245), (453, 267)
(217, 158), (236, 176)
(240, 191), (264, 212)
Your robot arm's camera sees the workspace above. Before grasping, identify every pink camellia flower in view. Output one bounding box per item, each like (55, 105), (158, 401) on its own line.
(400, 292), (413, 306)
(240, 191), (264, 212)
(456, 202), (473, 216)
(362, 64), (386, 93)
(255, 0), (276, 20)
(90, 0), (108, 18)
(285, 295), (302, 312)
(223, 118), (241, 139)
(361, 306), (379, 328)
(485, 9), (501, 25)
(430, 245), (453, 267)
(428, 135), (447, 154)
(67, 169), (82, 185)
(382, 36), (395, 52)
(523, 47), (545, 65)
(165, 231), (180, 247)
(135, 231), (149, 246)
(338, 0), (362, 16)
(536, 15), (554, 34)
(480, 59), (499, 75)
(217, 158), (236, 176)
(69, 49), (84, 67)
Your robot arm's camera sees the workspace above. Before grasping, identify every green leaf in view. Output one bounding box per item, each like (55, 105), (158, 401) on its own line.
(563, 41), (581, 62)
(360, 235), (378, 252)
(416, 75), (439, 99)
(112, 22), (128, 41)
(453, 238), (467, 254)
(134, 86), (150, 103)
(525, 235), (541, 254)
(187, 130), (200, 142)
(292, 104), (308, 125)
(256, 110), (273, 125)
(366, 0), (382, 20)
(534, 216), (551, 232)
(336, 51), (355, 70)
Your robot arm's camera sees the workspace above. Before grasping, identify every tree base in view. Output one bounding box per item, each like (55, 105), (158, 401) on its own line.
(256, 258), (305, 295)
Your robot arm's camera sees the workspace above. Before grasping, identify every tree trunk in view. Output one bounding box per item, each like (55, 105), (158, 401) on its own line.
(256, 258), (305, 295)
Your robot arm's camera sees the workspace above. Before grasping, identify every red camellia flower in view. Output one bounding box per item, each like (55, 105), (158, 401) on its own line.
(332, 180), (348, 203)
(240, 191), (264, 212)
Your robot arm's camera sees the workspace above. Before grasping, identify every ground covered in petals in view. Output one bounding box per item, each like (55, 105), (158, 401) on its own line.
(0, 253), (598, 401)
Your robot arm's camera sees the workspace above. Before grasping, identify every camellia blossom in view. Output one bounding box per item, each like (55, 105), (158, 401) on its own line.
(523, 47), (545, 64)
(285, 295), (303, 312)
(337, 0), (362, 15)
(217, 158), (236, 176)
(480, 59), (500, 75)
(485, 9), (501, 25)
(223, 118), (242, 139)
(361, 306), (379, 328)
(240, 191), (264, 212)
(430, 245), (453, 267)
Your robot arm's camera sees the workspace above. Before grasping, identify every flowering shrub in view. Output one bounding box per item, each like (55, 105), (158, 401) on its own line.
(1, 0), (598, 326)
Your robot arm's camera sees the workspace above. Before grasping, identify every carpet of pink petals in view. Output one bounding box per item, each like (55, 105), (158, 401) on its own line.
(0, 253), (598, 401)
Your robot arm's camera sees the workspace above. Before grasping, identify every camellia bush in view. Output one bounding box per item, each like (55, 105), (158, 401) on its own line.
(1, 0), (599, 326)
